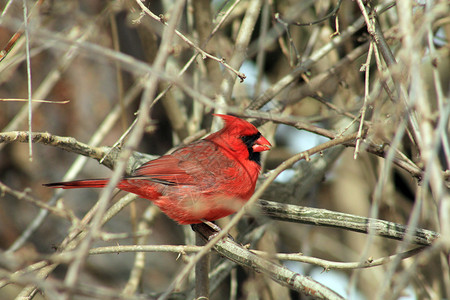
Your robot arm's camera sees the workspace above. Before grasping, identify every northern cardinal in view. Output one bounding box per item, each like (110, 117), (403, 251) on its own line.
(44, 115), (271, 224)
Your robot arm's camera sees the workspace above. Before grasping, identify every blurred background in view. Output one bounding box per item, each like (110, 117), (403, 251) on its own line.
(0, 0), (449, 299)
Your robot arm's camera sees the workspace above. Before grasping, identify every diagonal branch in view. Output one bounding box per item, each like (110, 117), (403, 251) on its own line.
(192, 223), (345, 300)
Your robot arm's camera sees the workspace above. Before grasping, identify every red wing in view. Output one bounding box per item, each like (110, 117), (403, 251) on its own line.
(127, 140), (233, 187)
(129, 155), (199, 186)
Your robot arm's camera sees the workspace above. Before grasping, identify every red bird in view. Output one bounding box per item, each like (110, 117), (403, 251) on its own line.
(44, 115), (271, 224)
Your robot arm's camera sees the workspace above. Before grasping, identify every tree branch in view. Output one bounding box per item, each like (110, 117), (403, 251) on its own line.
(192, 223), (344, 300)
(257, 200), (439, 246)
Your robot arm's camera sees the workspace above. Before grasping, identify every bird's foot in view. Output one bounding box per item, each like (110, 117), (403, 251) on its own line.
(200, 219), (222, 232)
(191, 219), (235, 242)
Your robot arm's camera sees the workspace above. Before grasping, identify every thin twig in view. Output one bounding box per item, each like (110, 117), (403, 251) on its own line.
(134, 0), (245, 81)
(354, 42), (374, 159)
(0, 181), (76, 221)
(251, 247), (425, 270)
(121, 206), (159, 296)
(22, 0), (33, 161)
(283, 0), (343, 27)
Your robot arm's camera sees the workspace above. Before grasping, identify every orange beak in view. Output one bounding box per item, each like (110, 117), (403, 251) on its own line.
(252, 135), (272, 152)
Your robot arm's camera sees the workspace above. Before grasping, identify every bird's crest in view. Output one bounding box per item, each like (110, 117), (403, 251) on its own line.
(213, 114), (259, 136)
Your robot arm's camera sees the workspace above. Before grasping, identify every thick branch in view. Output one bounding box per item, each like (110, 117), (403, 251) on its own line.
(192, 223), (344, 300)
(257, 200), (439, 246)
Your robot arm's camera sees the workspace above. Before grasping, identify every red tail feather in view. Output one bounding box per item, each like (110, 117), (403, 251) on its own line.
(43, 179), (109, 189)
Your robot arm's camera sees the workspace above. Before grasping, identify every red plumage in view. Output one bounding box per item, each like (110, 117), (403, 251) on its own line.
(44, 115), (271, 224)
